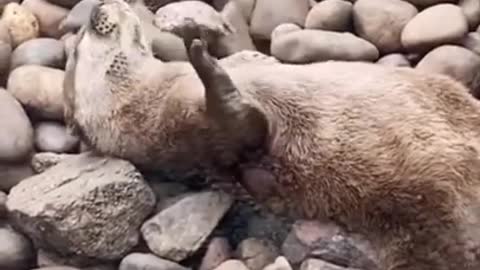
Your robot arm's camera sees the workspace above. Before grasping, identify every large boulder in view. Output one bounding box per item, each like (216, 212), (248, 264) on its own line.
(271, 29), (379, 63)
(7, 152), (156, 261)
(141, 191), (233, 262)
(353, 0), (418, 54)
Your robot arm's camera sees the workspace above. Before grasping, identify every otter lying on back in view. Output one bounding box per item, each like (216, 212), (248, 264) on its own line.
(65, 0), (480, 269)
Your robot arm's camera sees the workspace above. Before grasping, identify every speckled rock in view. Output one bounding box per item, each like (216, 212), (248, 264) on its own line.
(0, 90), (34, 163)
(250, 0), (309, 40)
(31, 152), (75, 174)
(7, 65), (65, 120)
(305, 0), (352, 32)
(271, 29), (379, 63)
(401, 4), (469, 52)
(1, 3), (39, 48)
(353, 0), (418, 54)
(10, 38), (66, 70)
(7, 152), (156, 261)
(416, 45), (480, 98)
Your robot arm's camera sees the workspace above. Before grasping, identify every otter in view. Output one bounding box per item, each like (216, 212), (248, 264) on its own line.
(65, 0), (480, 269)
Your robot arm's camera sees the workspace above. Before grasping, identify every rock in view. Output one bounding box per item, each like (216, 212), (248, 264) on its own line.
(0, 224), (35, 270)
(7, 152), (156, 261)
(353, 0), (417, 54)
(36, 248), (105, 268)
(119, 253), (190, 270)
(199, 237), (232, 270)
(262, 256), (293, 270)
(7, 65), (65, 120)
(0, 161), (34, 191)
(213, 260), (249, 270)
(34, 121), (80, 153)
(401, 4), (469, 52)
(376, 53), (411, 67)
(0, 90), (34, 163)
(0, 3), (39, 48)
(300, 259), (351, 270)
(150, 30), (189, 62)
(271, 29), (379, 63)
(281, 220), (378, 269)
(305, 0), (353, 32)
(236, 238), (279, 270)
(32, 267), (80, 270)
(215, 1), (256, 58)
(0, 191), (6, 218)
(11, 38), (66, 70)
(31, 152), (75, 173)
(250, 0), (309, 40)
(462, 32), (480, 55)
(154, 1), (233, 48)
(141, 191), (233, 261)
(0, 22), (12, 83)
(271, 23), (302, 40)
(22, 0), (69, 38)
(460, 0), (480, 30)
(403, 0), (457, 7)
(416, 45), (480, 98)
(213, 0), (256, 22)
(58, 0), (99, 33)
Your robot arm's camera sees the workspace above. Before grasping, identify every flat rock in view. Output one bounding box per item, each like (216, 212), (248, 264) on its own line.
(22, 0), (69, 38)
(7, 152), (156, 261)
(263, 256), (293, 270)
(0, 90), (34, 163)
(213, 260), (249, 270)
(353, 0), (417, 54)
(271, 29), (379, 63)
(0, 3), (39, 48)
(236, 238), (278, 270)
(0, 223), (35, 270)
(401, 4), (468, 52)
(0, 161), (34, 191)
(141, 191), (233, 262)
(11, 38), (65, 70)
(460, 0), (480, 30)
(119, 253), (190, 270)
(305, 0), (352, 32)
(462, 32), (480, 55)
(282, 220), (378, 269)
(34, 121), (80, 153)
(376, 53), (411, 67)
(250, 0), (309, 40)
(199, 237), (231, 270)
(7, 65), (65, 120)
(416, 45), (480, 98)
(31, 152), (75, 173)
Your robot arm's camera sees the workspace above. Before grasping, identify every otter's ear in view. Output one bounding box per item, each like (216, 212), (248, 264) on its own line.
(188, 38), (268, 153)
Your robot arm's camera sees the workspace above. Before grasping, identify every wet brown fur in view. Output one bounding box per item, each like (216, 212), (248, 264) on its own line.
(65, 1), (480, 269)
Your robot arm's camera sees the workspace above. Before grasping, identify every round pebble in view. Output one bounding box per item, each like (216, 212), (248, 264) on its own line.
(22, 0), (69, 38)
(353, 0), (418, 54)
(11, 38), (66, 70)
(271, 23), (302, 40)
(0, 90), (34, 162)
(0, 224), (35, 270)
(376, 53), (411, 67)
(460, 0), (480, 30)
(34, 121), (80, 153)
(401, 4), (469, 52)
(305, 0), (352, 32)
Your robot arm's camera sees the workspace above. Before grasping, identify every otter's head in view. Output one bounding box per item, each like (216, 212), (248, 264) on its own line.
(84, 0), (151, 56)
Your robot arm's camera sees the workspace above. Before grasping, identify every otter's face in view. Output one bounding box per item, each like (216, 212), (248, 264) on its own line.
(86, 0), (150, 55)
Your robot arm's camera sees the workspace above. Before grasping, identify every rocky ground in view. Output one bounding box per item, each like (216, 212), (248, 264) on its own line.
(0, 0), (479, 269)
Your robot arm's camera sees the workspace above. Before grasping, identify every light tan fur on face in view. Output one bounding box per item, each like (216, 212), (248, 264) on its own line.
(65, 1), (480, 269)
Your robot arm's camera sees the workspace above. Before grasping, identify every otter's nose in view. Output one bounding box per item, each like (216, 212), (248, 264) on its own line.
(90, 2), (118, 36)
